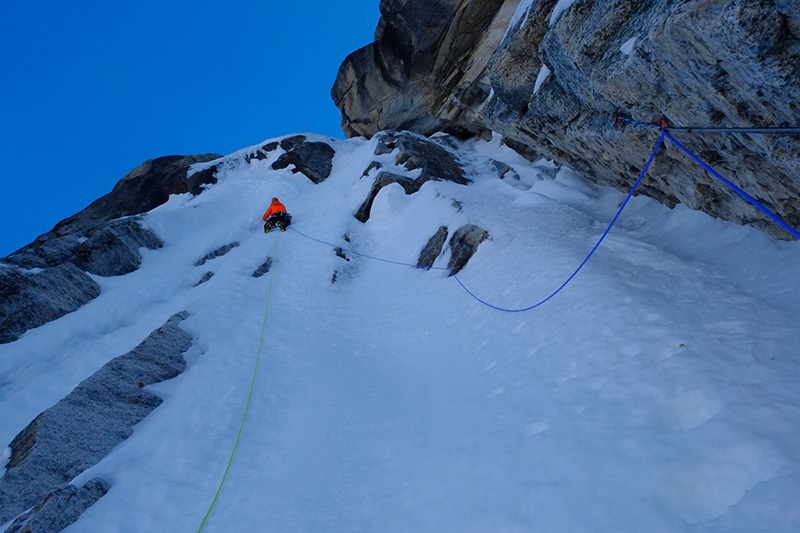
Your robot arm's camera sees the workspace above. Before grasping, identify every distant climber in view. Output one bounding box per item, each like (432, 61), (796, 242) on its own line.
(262, 197), (292, 232)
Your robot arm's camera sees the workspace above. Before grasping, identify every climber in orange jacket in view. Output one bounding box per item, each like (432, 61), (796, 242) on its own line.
(262, 197), (292, 232)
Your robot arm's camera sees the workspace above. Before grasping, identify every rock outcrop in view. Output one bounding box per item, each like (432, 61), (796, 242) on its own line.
(417, 226), (450, 269)
(0, 312), (192, 526)
(271, 135), (336, 184)
(6, 217), (164, 277)
(43, 154), (221, 239)
(4, 478), (110, 533)
(0, 263), (101, 345)
(0, 217), (163, 344)
(416, 224), (489, 274)
(194, 242), (240, 267)
(332, 0), (800, 239)
(6, 153), (220, 271)
(332, 0), (511, 139)
(355, 131), (469, 222)
(252, 257), (273, 278)
(447, 224), (490, 275)
(1, 154), (220, 344)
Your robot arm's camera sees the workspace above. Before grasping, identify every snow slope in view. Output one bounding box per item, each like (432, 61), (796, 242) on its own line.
(2, 133), (800, 532)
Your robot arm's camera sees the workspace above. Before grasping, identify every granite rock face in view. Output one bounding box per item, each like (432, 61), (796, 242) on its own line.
(271, 135), (336, 184)
(44, 154), (221, 239)
(0, 217), (162, 344)
(355, 131), (469, 222)
(332, 0), (800, 239)
(6, 153), (220, 273)
(417, 226), (450, 269)
(448, 224), (490, 275)
(1, 154), (220, 343)
(0, 312), (192, 525)
(332, 0), (510, 139)
(415, 224), (489, 274)
(4, 478), (110, 533)
(0, 263), (101, 345)
(73, 218), (164, 277)
(6, 217), (163, 276)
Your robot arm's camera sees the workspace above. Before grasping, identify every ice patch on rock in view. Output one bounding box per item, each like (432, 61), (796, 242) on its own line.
(620, 37), (637, 55)
(533, 64), (551, 94)
(550, 0), (578, 27)
(0, 447), (9, 479)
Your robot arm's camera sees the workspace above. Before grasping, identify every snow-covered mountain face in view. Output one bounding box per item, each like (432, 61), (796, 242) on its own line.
(2, 132), (800, 531)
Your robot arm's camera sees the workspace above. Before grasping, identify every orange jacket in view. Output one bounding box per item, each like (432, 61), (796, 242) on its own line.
(262, 198), (287, 221)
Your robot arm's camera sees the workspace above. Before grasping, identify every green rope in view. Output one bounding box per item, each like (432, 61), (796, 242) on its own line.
(198, 232), (280, 532)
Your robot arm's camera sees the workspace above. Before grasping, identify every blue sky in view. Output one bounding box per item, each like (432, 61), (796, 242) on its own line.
(0, 1), (379, 256)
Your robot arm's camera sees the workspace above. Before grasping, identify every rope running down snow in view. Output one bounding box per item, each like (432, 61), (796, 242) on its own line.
(288, 129), (668, 313)
(197, 231), (280, 532)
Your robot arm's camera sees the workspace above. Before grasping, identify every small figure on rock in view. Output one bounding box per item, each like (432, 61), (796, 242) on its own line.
(262, 197), (292, 232)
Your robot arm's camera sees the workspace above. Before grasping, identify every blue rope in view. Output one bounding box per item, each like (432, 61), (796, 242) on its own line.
(288, 226), (436, 270)
(670, 126), (800, 134)
(616, 116), (800, 134)
(287, 130), (667, 312)
(449, 129), (666, 312)
(662, 131), (800, 240)
(616, 116), (660, 130)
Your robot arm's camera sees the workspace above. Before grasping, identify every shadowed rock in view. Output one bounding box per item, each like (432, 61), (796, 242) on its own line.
(448, 224), (489, 275)
(1, 217), (164, 344)
(0, 263), (101, 344)
(355, 132), (468, 222)
(361, 161), (382, 177)
(6, 154), (217, 270)
(72, 218), (164, 276)
(334, 247), (350, 261)
(271, 135), (336, 184)
(252, 258), (273, 278)
(194, 242), (239, 266)
(7, 217), (163, 276)
(1, 154), (220, 342)
(331, 0), (507, 138)
(376, 132), (468, 185)
(36, 155), (220, 242)
(4, 478), (109, 533)
(193, 271), (215, 287)
(355, 172), (424, 223)
(0, 312), (193, 524)
(417, 226), (449, 269)
(245, 141), (280, 162)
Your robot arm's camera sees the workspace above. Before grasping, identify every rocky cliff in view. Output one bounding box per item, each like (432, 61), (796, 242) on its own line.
(332, 0), (800, 239)
(0, 312), (193, 529)
(0, 154), (219, 344)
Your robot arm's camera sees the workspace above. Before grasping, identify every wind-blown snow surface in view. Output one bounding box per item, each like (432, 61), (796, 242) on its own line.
(2, 133), (800, 532)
